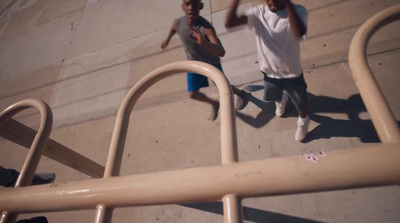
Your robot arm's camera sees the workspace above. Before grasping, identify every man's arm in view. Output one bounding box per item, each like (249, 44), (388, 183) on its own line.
(189, 26), (226, 57)
(225, 0), (248, 28)
(161, 20), (178, 49)
(285, 0), (307, 37)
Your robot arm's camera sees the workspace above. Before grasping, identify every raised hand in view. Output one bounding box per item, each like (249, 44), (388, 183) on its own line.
(188, 26), (204, 46)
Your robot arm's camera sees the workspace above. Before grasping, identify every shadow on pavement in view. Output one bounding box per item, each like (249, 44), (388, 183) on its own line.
(304, 94), (381, 143)
(183, 202), (324, 223)
(236, 84), (399, 143)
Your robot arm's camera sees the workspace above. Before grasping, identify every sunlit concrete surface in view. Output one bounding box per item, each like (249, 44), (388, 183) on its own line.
(1, 0), (399, 222)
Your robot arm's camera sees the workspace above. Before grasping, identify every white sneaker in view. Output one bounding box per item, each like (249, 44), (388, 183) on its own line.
(275, 93), (288, 117)
(295, 115), (310, 142)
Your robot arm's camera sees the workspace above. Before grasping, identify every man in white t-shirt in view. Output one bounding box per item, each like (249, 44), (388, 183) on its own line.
(225, 0), (310, 142)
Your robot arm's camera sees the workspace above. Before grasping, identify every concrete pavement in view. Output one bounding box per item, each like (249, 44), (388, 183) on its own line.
(0, 0), (399, 222)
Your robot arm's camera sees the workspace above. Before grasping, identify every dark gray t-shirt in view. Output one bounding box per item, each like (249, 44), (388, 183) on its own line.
(176, 16), (221, 66)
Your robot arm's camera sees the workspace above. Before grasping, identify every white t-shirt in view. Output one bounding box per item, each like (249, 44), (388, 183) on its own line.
(246, 4), (308, 79)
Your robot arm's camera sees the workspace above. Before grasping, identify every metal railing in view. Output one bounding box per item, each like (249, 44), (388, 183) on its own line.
(94, 61), (240, 223)
(1, 4), (400, 223)
(348, 4), (400, 143)
(0, 99), (52, 223)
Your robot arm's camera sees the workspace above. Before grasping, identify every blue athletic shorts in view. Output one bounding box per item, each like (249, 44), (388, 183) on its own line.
(262, 72), (308, 111)
(187, 64), (223, 92)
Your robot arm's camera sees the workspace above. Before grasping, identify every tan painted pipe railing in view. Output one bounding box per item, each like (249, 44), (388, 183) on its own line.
(0, 99), (53, 223)
(1, 4), (400, 223)
(95, 61), (240, 223)
(0, 99), (106, 223)
(349, 4), (400, 143)
(1, 142), (400, 212)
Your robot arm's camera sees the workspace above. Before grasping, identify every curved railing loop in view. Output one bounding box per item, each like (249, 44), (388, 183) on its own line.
(0, 98), (53, 187)
(349, 4), (400, 143)
(96, 61), (240, 223)
(0, 99), (53, 223)
(105, 60), (238, 178)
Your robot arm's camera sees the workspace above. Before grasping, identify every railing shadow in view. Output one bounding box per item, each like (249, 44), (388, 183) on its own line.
(235, 85), (400, 143)
(183, 202), (324, 223)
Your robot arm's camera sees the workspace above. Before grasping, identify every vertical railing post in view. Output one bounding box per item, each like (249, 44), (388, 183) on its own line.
(217, 67), (242, 222)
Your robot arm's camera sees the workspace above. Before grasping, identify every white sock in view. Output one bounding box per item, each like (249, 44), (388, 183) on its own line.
(298, 115), (309, 124)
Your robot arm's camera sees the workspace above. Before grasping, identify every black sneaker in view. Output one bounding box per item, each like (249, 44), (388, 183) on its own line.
(17, 216), (48, 223)
(31, 172), (56, 186)
(1, 168), (56, 187)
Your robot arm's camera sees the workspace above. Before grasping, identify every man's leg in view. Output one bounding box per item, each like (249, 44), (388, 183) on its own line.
(299, 105), (309, 118)
(295, 106), (310, 142)
(231, 85), (245, 96)
(275, 92), (289, 117)
(284, 74), (310, 142)
(231, 85), (248, 110)
(263, 74), (287, 116)
(189, 90), (219, 120)
(187, 71), (220, 120)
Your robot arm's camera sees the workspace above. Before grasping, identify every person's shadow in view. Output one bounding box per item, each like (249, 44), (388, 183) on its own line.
(236, 84), (399, 143)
